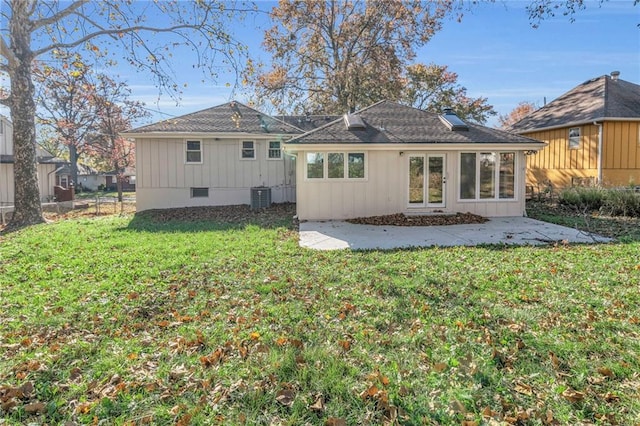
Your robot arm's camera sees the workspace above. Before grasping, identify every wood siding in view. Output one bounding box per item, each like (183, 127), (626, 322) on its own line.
(524, 121), (640, 189)
(0, 117), (12, 156)
(135, 137), (296, 211)
(0, 163), (56, 205)
(295, 150), (527, 220)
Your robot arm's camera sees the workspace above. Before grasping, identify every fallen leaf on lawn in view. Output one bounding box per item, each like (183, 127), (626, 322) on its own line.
(549, 352), (560, 370)
(325, 418), (347, 426)
(127, 292), (139, 300)
(309, 395), (325, 412)
(275, 389), (295, 407)
(514, 382), (533, 396)
(23, 402), (46, 414)
(602, 392), (620, 402)
(250, 331), (261, 341)
(432, 362), (448, 373)
(462, 421), (478, 426)
(449, 399), (467, 414)
(360, 384), (379, 400)
(561, 388), (585, 403)
(338, 340), (351, 351)
(597, 367), (614, 378)
(19, 381), (34, 398)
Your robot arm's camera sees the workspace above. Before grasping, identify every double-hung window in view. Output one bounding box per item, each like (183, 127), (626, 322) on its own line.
(241, 140), (255, 159)
(306, 152), (366, 180)
(459, 152), (515, 200)
(268, 141), (282, 159)
(186, 140), (202, 163)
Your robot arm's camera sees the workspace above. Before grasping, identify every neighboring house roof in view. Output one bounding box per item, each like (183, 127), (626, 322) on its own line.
(287, 100), (543, 146)
(0, 148), (66, 164)
(56, 163), (101, 176)
(125, 101), (302, 135)
(511, 73), (640, 132)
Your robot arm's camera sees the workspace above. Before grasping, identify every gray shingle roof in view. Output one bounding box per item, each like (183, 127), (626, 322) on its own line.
(275, 115), (341, 132)
(126, 101), (302, 135)
(511, 74), (640, 132)
(0, 148), (65, 164)
(287, 100), (542, 145)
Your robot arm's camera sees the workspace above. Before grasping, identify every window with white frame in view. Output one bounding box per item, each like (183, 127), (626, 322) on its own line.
(459, 152), (516, 200)
(185, 140), (202, 163)
(568, 127), (581, 149)
(241, 140), (255, 159)
(268, 141), (282, 159)
(306, 152), (366, 180)
(190, 187), (209, 198)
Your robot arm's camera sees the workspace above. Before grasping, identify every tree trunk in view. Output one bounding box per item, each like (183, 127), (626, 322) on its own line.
(7, 1), (45, 229)
(69, 143), (79, 188)
(116, 172), (123, 202)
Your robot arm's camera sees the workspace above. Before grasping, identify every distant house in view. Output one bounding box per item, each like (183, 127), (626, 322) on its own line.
(511, 72), (640, 189)
(284, 101), (545, 220)
(124, 101), (303, 211)
(56, 163), (104, 191)
(0, 115), (65, 206)
(104, 167), (136, 192)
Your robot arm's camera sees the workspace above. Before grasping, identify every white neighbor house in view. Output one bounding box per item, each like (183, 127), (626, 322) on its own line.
(127, 100), (545, 218)
(0, 115), (63, 206)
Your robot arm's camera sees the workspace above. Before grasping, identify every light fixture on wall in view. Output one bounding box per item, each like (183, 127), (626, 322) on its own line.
(399, 151), (404, 156)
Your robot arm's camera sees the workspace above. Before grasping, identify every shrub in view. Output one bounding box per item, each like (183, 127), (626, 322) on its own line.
(558, 187), (606, 211)
(602, 189), (640, 217)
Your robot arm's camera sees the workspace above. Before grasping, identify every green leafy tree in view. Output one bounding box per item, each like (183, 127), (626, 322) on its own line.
(254, 0), (460, 115)
(0, 0), (248, 229)
(402, 63), (496, 124)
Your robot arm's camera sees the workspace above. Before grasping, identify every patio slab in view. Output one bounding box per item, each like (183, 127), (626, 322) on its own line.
(299, 217), (611, 250)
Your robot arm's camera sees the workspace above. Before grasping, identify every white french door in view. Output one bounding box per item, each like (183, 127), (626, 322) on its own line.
(408, 154), (445, 208)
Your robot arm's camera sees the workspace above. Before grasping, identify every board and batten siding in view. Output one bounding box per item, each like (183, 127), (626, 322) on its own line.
(524, 121), (640, 188)
(294, 149), (527, 221)
(0, 163), (56, 205)
(135, 137), (295, 211)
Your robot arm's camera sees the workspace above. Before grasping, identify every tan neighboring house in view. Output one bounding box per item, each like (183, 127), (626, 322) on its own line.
(0, 115), (63, 206)
(285, 101), (545, 221)
(511, 72), (640, 189)
(124, 101), (303, 211)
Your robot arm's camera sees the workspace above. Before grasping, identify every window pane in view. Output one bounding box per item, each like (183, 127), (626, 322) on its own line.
(348, 153), (365, 178)
(187, 141), (200, 151)
(499, 153), (515, 199)
(569, 127), (580, 149)
(460, 153), (476, 199)
(328, 153), (344, 178)
(306, 153), (324, 179)
(479, 153), (496, 199)
(186, 151), (201, 163)
(191, 187), (208, 198)
(409, 156), (424, 204)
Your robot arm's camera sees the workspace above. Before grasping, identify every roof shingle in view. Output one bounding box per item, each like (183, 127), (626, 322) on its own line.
(511, 74), (640, 132)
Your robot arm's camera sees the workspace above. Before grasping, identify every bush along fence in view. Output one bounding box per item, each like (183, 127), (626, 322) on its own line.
(558, 186), (640, 217)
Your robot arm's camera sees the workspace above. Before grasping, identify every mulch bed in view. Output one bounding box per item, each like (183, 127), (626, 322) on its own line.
(346, 212), (488, 226)
(136, 203), (297, 226)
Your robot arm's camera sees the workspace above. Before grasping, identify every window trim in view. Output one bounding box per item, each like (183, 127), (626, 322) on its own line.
(458, 151), (517, 202)
(568, 127), (581, 150)
(185, 139), (203, 164)
(190, 187), (209, 198)
(304, 151), (367, 181)
(240, 140), (256, 160)
(267, 140), (282, 160)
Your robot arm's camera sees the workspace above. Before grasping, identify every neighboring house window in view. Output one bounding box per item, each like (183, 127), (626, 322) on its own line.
(306, 153), (324, 179)
(568, 127), (581, 149)
(241, 140), (255, 159)
(459, 152), (516, 200)
(186, 140), (202, 163)
(306, 152), (366, 180)
(268, 141), (282, 159)
(190, 187), (209, 198)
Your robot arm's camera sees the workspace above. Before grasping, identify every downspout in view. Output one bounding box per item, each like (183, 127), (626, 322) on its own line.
(594, 122), (603, 184)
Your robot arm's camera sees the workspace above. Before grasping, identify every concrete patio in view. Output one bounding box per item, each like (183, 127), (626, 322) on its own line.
(299, 217), (611, 250)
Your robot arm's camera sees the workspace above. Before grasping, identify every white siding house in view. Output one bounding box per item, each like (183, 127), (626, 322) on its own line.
(125, 102), (302, 212)
(0, 115), (61, 206)
(285, 101), (545, 220)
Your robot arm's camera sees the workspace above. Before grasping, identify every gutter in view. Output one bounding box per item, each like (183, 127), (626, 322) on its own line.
(594, 122), (603, 184)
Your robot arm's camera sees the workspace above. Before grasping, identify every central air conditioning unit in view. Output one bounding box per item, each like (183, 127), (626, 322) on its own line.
(250, 186), (272, 210)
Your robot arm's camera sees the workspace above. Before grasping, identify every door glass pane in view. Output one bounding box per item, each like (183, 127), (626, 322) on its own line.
(409, 156), (424, 204)
(428, 156), (443, 204)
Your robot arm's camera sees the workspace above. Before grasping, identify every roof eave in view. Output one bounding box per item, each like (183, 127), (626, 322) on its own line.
(123, 131), (299, 140)
(284, 142), (546, 152)
(515, 116), (640, 134)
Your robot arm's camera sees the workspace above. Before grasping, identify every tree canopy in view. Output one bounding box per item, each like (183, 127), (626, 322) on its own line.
(0, 0), (249, 229)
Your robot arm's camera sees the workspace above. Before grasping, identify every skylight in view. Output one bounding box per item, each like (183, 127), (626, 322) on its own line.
(343, 113), (366, 130)
(439, 108), (469, 131)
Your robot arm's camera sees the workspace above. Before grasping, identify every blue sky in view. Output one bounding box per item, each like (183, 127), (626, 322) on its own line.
(126, 0), (639, 128)
(1, 1), (639, 128)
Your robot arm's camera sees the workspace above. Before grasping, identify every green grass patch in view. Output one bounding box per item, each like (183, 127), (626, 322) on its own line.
(1, 212), (639, 424)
